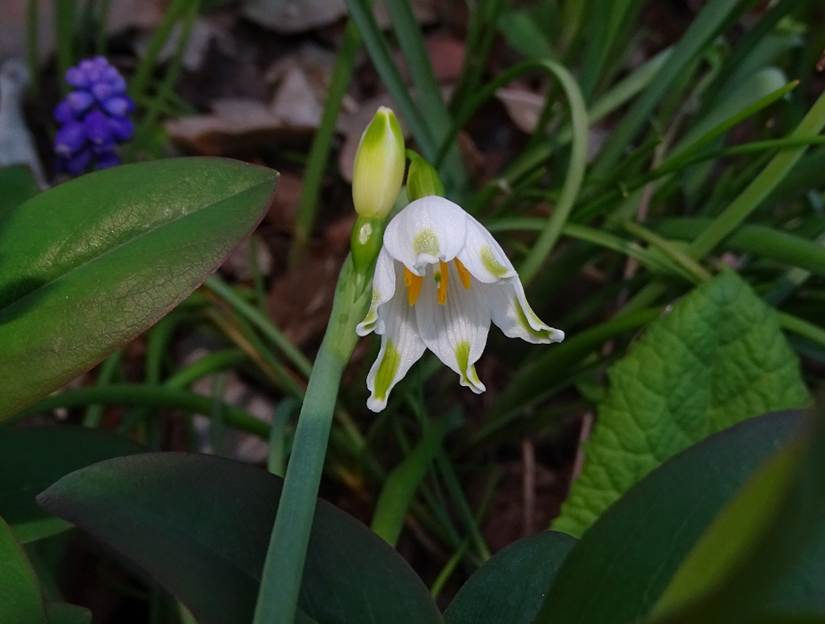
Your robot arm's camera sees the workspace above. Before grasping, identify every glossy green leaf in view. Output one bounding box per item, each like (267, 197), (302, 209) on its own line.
(0, 165), (39, 213)
(0, 515), (47, 623)
(45, 602), (92, 624)
(535, 411), (803, 624)
(444, 531), (575, 624)
(0, 158), (277, 421)
(652, 407), (825, 623)
(0, 426), (142, 543)
(554, 271), (809, 536)
(38, 453), (442, 624)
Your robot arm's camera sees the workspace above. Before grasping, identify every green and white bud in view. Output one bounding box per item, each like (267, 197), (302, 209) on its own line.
(352, 106), (406, 219)
(406, 150), (444, 200)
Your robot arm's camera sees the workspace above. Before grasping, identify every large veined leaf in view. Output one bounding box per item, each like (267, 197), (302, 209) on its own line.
(0, 158), (277, 421)
(554, 270), (809, 536)
(0, 426), (142, 543)
(534, 411), (803, 624)
(444, 531), (576, 624)
(0, 515), (47, 623)
(38, 453), (443, 624)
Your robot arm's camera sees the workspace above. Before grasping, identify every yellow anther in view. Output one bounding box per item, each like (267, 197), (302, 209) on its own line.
(454, 258), (472, 289)
(437, 261), (449, 304)
(404, 267), (423, 306)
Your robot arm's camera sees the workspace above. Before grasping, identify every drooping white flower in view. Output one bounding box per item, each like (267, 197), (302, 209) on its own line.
(356, 195), (564, 412)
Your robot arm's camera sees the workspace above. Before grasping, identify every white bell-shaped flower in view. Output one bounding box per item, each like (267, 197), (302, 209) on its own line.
(357, 196), (564, 412)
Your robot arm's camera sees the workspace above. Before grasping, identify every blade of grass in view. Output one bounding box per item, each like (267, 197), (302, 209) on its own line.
(371, 413), (452, 545)
(345, 0), (435, 159)
(82, 351), (122, 428)
(778, 312), (825, 349)
(18, 385), (269, 437)
(204, 276), (312, 377)
(54, 0), (75, 87)
(592, 0), (759, 177)
(290, 19), (361, 265)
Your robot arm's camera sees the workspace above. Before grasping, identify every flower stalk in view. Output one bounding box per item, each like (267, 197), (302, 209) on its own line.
(253, 255), (371, 624)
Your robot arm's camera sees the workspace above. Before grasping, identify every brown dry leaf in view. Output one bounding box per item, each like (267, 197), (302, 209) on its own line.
(267, 171), (303, 233)
(373, 0), (437, 28)
(134, 18), (217, 72)
(495, 85), (545, 134)
(269, 65), (324, 130)
(267, 216), (352, 346)
(166, 98), (285, 155)
(425, 34), (465, 83)
(243, 0), (346, 34)
(167, 61), (325, 155)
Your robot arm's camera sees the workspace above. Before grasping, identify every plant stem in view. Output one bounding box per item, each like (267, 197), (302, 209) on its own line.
(253, 256), (369, 624)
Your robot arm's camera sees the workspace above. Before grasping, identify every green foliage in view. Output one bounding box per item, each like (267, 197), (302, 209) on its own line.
(0, 158), (276, 421)
(444, 531), (575, 624)
(38, 453), (443, 624)
(0, 426), (142, 543)
(536, 411), (805, 624)
(554, 271), (810, 536)
(0, 516), (47, 623)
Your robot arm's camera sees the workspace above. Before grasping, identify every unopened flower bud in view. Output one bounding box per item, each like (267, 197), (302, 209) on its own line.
(406, 150), (444, 200)
(352, 106), (405, 219)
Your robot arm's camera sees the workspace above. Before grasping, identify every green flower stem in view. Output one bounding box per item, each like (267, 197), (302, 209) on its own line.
(253, 256), (370, 624)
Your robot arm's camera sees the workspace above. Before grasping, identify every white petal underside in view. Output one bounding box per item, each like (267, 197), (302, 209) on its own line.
(356, 248), (396, 337)
(458, 215), (516, 283)
(383, 196), (468, 274)
(415, 263), (488, 393)
(482, 277), (565, 345)
(365, 264), (426, 412)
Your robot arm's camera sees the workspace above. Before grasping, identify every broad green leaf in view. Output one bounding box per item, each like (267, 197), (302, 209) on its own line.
(652, 406), (825, 623)
(38, 453), (442, 624)
(0, 515), (47, 623)
(444, 531), (575, 624)
(0, 426), (142, 543)
(554, 271), (809, 536)
(535, 411), (803, 624)
(45, 602), (92, 624)
(0, 158), (277, 421)
(0, 165), (39, 213)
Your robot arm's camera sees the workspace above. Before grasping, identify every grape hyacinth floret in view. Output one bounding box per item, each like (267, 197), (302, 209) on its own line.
(53, 56), (135, 176)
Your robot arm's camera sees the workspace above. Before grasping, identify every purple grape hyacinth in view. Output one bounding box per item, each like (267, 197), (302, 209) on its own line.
(53, 56), (135, 176)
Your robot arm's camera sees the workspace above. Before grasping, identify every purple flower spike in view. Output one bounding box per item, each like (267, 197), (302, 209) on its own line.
(55, 56), (134, 176)
(61, 149), (93, 176)
(101, 96), (133, 117)
(53, 100), (75, 124)
(66, 67), (89, 88)
(55, 122), (87, 156)
(66, 90), (95, 114)
(95, 151), (121, 170)
(84, 109), (113, 146)
(109, 116), (134, 142)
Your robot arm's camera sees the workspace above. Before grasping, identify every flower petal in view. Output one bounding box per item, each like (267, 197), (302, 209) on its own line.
(383, 196), (468, 274)
(415, 263), (489, 393)
(356, 249), (396, 337)
(483, 277), (564, 344)
(457, 215), (516, 283)
(366, 280), (426, 412)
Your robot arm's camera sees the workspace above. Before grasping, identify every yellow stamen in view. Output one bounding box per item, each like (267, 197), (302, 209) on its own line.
(454, 258), (472, 289)
(438, 261), (449, 304)
(404, 267), (423, 306)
